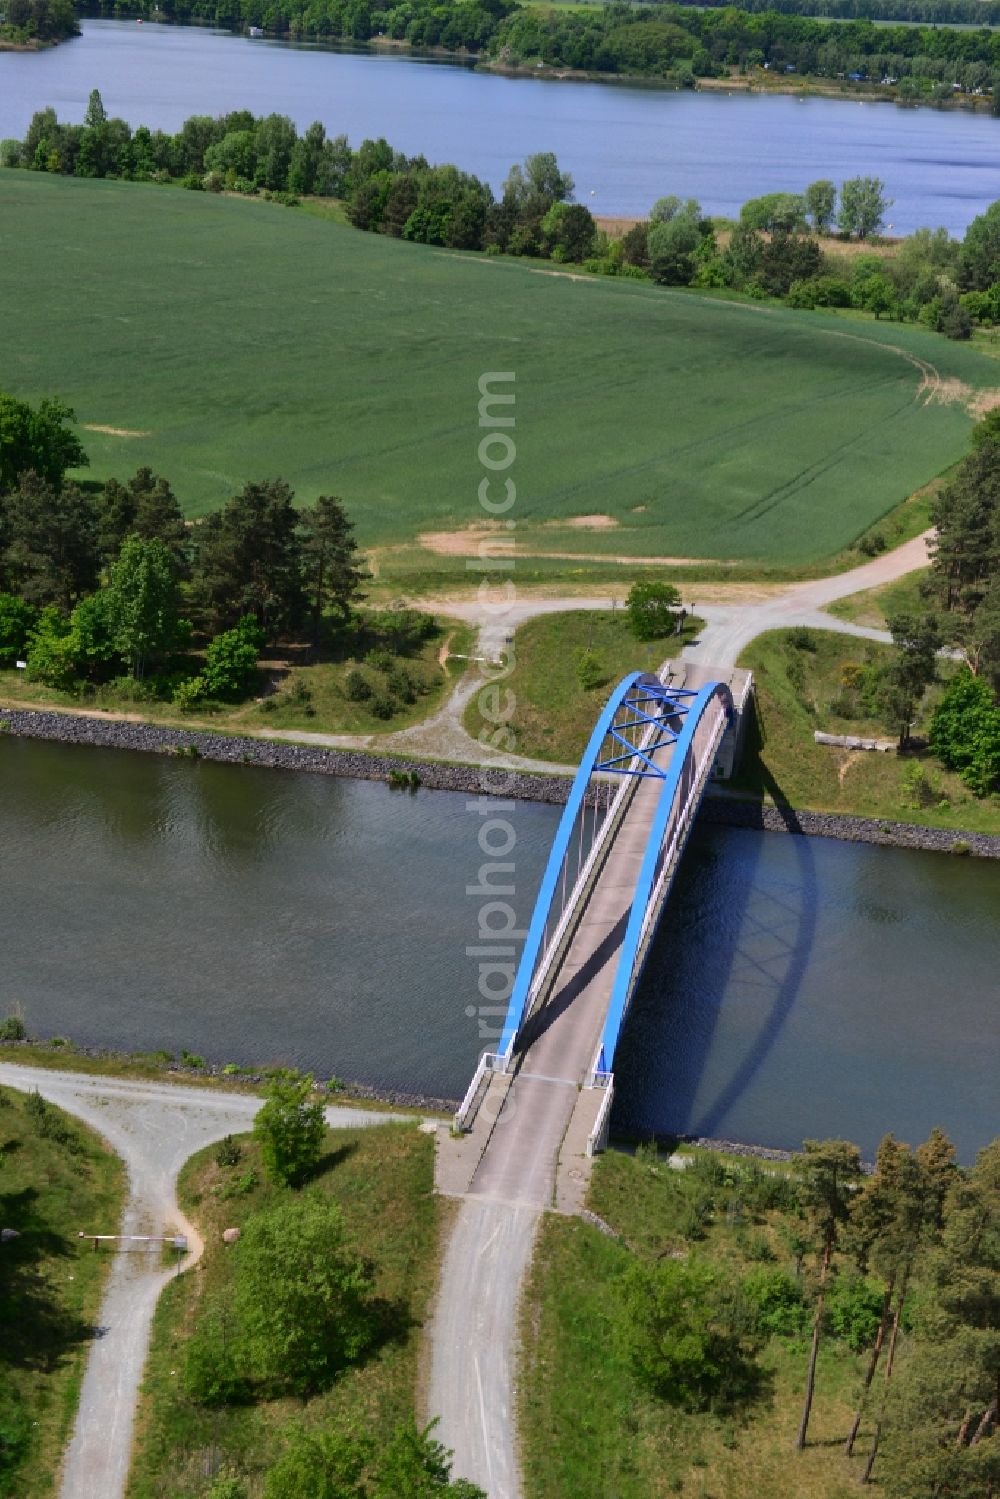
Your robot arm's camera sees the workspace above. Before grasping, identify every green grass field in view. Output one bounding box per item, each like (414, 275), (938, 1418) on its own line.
(0, 1084), (126, 1499)
(2, 172), (997, 568)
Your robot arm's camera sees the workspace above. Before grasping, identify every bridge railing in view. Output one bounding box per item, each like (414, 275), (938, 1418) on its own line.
(454, 1052), (504, 1132)
(586, 1074), (616, 1157)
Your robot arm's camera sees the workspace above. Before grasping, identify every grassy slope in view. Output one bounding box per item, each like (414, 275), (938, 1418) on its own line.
(0, 616), (474, 739)
(733, 627), (1000, 833)
(826, 569), (929, 629)
(128, 1122), (439, 1497)
(0, 1085), (126, 1499)
(519, 1149), (859, 1499)
(1, 173), (995, 566)
(465, 608), (703, 762)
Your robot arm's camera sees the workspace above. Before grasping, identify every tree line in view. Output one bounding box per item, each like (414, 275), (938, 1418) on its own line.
(12, 97), (1000, 343)
(0, 390), (368, 707)
(689, 0), (1000, 23)
(71, 0), (1000, 98)
(0, 0), (76, 44)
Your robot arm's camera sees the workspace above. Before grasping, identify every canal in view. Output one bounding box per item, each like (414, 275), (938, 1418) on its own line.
(2, 735), (996, 1160)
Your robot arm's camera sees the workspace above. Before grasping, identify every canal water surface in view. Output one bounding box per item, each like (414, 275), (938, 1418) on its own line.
(1, 736), (996, 1159)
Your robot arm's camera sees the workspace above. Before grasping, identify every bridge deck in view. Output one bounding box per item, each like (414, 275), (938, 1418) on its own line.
(468, 769), (666, 1210)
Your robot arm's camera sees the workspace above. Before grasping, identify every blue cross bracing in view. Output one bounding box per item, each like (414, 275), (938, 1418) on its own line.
(593, 680), (702, 779)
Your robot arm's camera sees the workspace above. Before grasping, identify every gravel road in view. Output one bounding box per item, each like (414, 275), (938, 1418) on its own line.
(263, 532), (931, 771)
(428, 1200), (539, 1499)
(0, 1064), (407, 1499)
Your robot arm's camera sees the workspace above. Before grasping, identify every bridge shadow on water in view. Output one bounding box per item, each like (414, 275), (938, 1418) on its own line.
(611, 759), (820, 1149)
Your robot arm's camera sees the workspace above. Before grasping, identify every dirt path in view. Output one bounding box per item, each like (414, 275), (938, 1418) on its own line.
(0, 1064), (409, 1499)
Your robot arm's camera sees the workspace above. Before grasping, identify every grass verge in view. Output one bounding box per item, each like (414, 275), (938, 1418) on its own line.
(465, 609), (703, 764)
(518, 1147), (861, 1499)
(826, 569), (929, 630)
(127, 1122), (438, 1497)
(733, 627), (1000, 833)
(0, 1084), (126, 1499)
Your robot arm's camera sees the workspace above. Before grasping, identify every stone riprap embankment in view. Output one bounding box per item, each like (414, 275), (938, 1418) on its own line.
(700, 794), (1000, 859)
(3, 705), (999, 856)
(0, 706), (572, 804)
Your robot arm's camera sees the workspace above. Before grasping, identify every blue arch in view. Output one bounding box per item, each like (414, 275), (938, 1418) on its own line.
(497, 670), (648, 1059)
(595, 680), (730, 1074)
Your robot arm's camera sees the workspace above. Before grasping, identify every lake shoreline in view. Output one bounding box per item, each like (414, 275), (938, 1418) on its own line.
(3, 702), (1000, 857)
(49, 17), (1000, 113)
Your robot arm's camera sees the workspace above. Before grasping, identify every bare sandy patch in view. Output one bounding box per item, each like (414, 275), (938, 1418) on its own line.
(419, 526), (506, 557)
(966, 386), (1000, 420)
(550, 513), (619, 531)
(528, 268), (593, 284)
(82, 423), (151, 437)
(917, 378), (1000, 419)
(418, 526), (720, 568)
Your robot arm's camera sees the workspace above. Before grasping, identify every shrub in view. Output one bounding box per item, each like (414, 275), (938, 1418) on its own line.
(252, 1070), (325, 1186)
(857, 531), (888, 557)
(235, 1196), (374, 1393)
(786, 627), (818, 651)
(742, 1266), (808, 1336)
(221, 1169), (258, 1199)
(369, 691), (396, 720)
(204, 1479), (247, 1499)
(737, 1228), (776, 1262)
(181, 1049), (205, 1068)
(182, 1312), (246, 1406)
(172, 676), (204, 711)
(215, 1135), (242, 1168)
(344, 668), (373, 701)
(287, 677), (314, 712)
(365, 647), (396, 672)
(786, 275), (851, 309)
(387, 665), (417, 704)
(576, 650), (608, 691)
(625, 580), (682, 641)
(614, 1256), (761, 1408)
(827, 1273), (885, 1353)
(200, 617), (264, 701)
(0, 1013), (26, 1042)
(900, 761), (948, 810)
(929, 669), (1000, 795)
(0, 594), (37, 668)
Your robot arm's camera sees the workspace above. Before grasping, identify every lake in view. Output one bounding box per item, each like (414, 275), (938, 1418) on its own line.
(2, 19), (1000, 232)
(2, 735), (997, 1161)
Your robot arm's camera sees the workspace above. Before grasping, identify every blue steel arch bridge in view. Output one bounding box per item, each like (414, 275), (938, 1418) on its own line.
(453, 666), (744, 1211)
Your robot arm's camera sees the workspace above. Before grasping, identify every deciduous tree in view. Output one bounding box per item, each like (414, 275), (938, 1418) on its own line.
(253, 1070), (325, 1186)
(234, 1195), (373, 1393)
(838, 177), (891, 240)
(625, 580), (681, 640)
